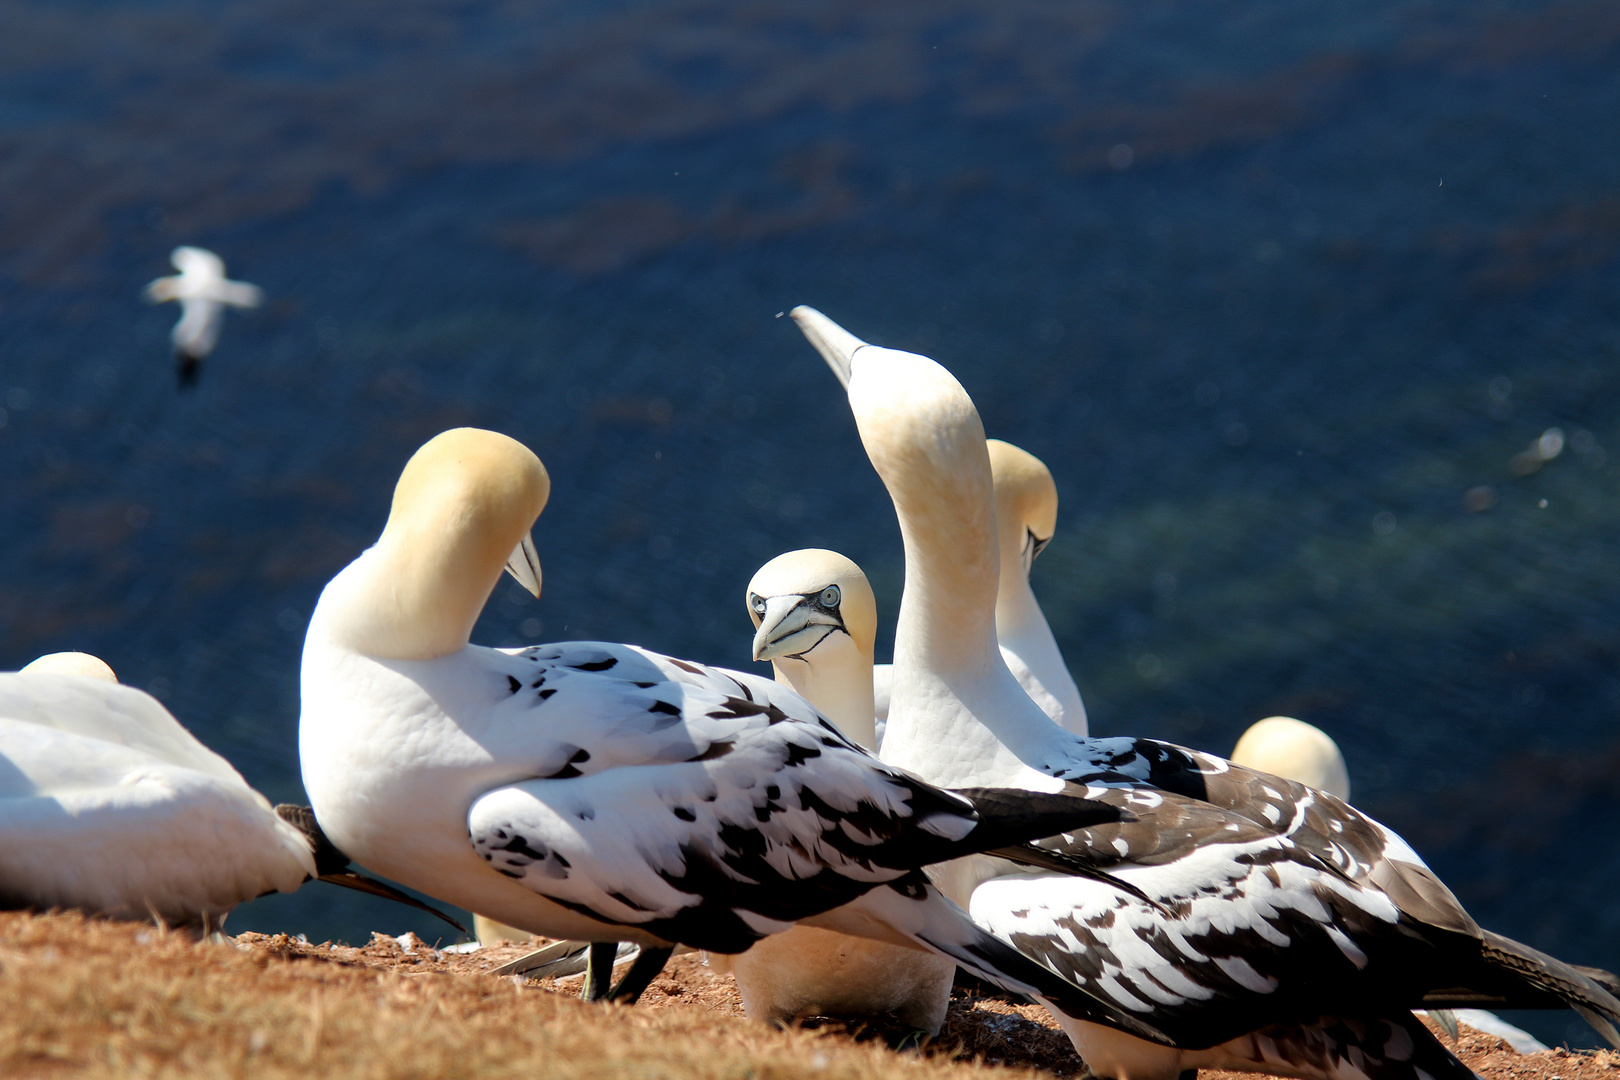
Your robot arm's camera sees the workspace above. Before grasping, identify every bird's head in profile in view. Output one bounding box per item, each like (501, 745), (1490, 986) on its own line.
(746, 549), (876, 665)
(987, 439), (1058, 575)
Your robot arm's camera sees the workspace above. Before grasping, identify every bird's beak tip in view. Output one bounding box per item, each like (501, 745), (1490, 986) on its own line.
(788, 306), (865, 390)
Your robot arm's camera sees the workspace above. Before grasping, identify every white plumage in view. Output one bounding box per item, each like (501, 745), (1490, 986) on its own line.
(790, 304), (1620, 1080)
(0, 652), (314, 927)
(144, 245), (262, 384)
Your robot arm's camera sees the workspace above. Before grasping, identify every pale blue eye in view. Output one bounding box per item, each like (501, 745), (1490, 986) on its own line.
(750, 594), (766, 616)
(819, 585), (840, 608)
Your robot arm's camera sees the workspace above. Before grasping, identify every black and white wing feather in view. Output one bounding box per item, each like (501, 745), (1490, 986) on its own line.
(975, 735), (1620, 1050)
(468, 642), (1120, 954)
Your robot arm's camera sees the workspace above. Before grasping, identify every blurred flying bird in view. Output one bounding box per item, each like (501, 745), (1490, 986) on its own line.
(144, 246), (262, 388)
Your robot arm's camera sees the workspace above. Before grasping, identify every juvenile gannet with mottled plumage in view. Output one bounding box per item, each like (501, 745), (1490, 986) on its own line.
(144, 246), (262, 387)
(0, 653), (331, 928)
(296, 427), (1136, 1009)
(1229, 716), (1550, 1055)
(717, 549), (955, 1031)
(873, 438), (1086, 738)
(791, 305), (1620, 1080)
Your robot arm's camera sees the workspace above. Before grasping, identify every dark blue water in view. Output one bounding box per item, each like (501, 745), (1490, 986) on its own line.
(3, 0), (1619, 1049)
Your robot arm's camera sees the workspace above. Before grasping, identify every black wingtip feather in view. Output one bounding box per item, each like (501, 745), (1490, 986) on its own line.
(948, 786), (1130, 853)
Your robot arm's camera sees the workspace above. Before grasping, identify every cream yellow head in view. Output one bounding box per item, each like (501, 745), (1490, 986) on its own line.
(20, 651), (118, 682)
(334, 428), (549, 660)
(746, 548), (879, 750)
(988, 439), (1058, 577)
(747, 549), (877, 664)
(1230, 716), (1351, 801)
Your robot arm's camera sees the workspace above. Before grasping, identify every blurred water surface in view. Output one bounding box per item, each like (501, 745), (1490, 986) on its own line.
(3, 0), (1619, 1047)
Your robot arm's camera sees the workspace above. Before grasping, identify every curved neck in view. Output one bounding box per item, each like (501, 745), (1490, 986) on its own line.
(313, 535), (498, 661)
(881, 448), (1074, 787)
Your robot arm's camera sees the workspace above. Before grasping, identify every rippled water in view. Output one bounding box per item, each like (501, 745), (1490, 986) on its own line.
(3, 0), (1619, 1048)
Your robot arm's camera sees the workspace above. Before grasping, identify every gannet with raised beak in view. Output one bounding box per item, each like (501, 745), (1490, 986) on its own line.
(296, 427), (1136, 1009)
(0, 651), (441, 929)
(790, 305), (1620, 1080)
(873, 439), (1086, 738)
(723, 549), (955, 1032)
(144, 246), (262, 387)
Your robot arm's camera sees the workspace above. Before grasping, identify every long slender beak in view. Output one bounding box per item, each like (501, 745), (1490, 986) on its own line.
(789, 306), (868, 390)
(503, 533), (543, 597)
(753, 594), (840, 661)
(314, 870), (469, 933)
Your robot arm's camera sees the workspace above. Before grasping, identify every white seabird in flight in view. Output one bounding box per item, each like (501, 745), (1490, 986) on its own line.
(872, 438), (1085, 737)
(144, 246), (262, 387)
(0, 652), (443, 930)
(296, 427), (1132, 1008)
(790, 305), (1620, 1080)
(720, 549), (956, 1032)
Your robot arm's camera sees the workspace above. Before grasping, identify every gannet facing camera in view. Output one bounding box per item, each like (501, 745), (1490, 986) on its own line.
(790, 304), (1620, 1080)
(298, 427), (1133, 1010)
(144, 246), (262, 387)
(730, 549), (954, 1033)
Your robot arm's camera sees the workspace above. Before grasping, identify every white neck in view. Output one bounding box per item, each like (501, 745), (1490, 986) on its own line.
(311, 535), (495, 662)
(850, 349), (1074, 790)
(769, 637), (878, 751)
(995, 543), (1086, 735)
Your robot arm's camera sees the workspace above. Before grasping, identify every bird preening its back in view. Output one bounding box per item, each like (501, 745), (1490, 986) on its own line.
(144, 245), (262, 388)
(0, 651), (459, 932)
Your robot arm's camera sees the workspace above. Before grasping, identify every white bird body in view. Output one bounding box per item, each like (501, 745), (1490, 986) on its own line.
(0, 656), (314, 926)
(297, 429), (1132, 1009)
(144, 246), (262, 382)
(725, 549), (954, 1031)
(791, 305), (1620, 1080)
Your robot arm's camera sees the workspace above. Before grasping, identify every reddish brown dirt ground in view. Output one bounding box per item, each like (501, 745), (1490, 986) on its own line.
(235, 930), (1620, 1080)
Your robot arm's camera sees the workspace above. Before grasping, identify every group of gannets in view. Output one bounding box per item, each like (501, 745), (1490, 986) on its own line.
(6, 301), (1617, 1080)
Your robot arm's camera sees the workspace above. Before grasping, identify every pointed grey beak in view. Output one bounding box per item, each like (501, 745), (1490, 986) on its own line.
(753, 594), (841, 661)
(789, 306), (868, 390)
(503, 533), (542, 597)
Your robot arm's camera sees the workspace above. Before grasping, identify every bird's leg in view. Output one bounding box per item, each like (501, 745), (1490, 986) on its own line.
(606, 945), (676, 1005)
(581, 941), (622, 1002)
